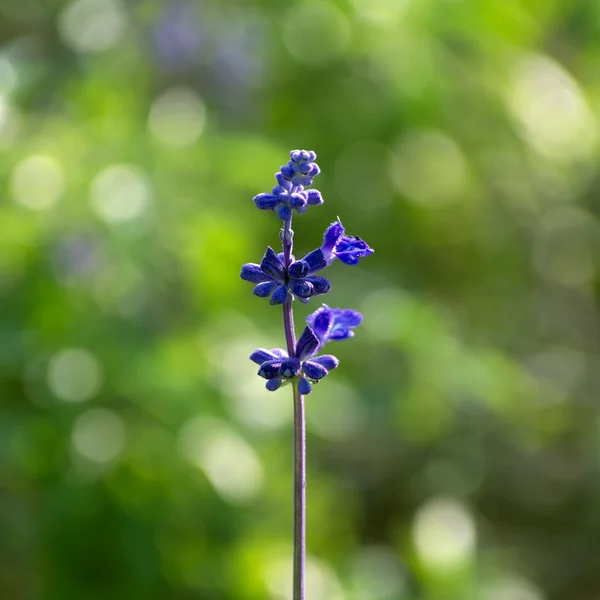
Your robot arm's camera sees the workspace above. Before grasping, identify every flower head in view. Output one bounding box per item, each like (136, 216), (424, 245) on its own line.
(287, 220), (374, 278)
(253, 150), (324, 220)
(306, 305), (363, 349)
(241, 246), (331, 304)
(250, 326), (339, 393)
(321, 219), (374, 265)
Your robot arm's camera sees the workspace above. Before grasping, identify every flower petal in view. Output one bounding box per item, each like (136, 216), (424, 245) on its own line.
(289, 192), (307, 208)
(333, 236), (374, 265)
(322, 220), (345, 252)
(329, 309), (363, 340)
(295, 326), (319, 361)
(250, 348), (278, 364)
(270, 284), (289, 305)
(240, 263), (270, 283)
(302, 249), (328, 273)
(298, 376), (312, 395)
(257, 359), (282, 379)
(306, 305), (333, 341)
(275, 172), (293, 190)
(289, 279), (314, 299)
(310, 354), (339, 371)
(270, 348), (288, 358)
(305, 276), (330, 295)
(260, 246), (285, 281)
(302, 360), (329, 381)
(280, 164), (295, 179)
(276, 205), (292, 220)
(306, 189), (323, 205)
(280, 357), (302, 378)
(266, 377), (283, 392)
(288, 260), (309, 279)
(253, 193), (281, 210)
(253, 281), (277, 297)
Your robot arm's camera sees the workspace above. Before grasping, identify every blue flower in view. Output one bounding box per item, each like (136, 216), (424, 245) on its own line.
(289, 220), (374, 277)
(241, 247), (331, 304)
(253, 150), (324, 220)
(250, 326), (339, 393)
(306, 305), (363, 349)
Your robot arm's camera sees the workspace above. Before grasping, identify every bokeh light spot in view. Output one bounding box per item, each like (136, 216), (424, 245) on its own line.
(412, 497), (475, 569)
(0, 96), (19, 143)
(148, 87), (206, 149)
(178, 417), (263, 504)
(10, 154), (65, 210)
(509, 55), (597, 162)
(283, 1), (350, 65)
(90, 163), (151, 223)
(350, 0), (411, 24)
(213, 338), (290, 431)
(525, 347), (586, 402)
(47, 348), (103, 403)
(350, 546), (407, 599)
(390, 130), (468, 206)
(482, 575), (545, 600)
(265, 554), (345, 600)
(72, 408), (126, 463)
(0, 56), (17, 93)
(532, 206), (596, 287)
(306, 379), (365, 440)
(57, 0), (129, 54)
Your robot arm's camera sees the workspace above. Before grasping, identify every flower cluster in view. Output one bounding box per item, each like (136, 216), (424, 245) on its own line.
(250, 305), (362, 394)
(253, 150), (323, 220)
(242, 149), (372, 392)
(241, 219), (373, 304)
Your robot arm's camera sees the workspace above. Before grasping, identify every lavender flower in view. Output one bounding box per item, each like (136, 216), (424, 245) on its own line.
(250, 326), (339, 394)
(306, 304), (363, 348)
(240, 149), (372, 600)
(253, 150), (324, 220)
(290, 219), (374, 276)
(240, 247), (331, 304)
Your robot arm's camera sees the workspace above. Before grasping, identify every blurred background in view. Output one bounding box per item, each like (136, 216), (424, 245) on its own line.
(2, 0), (600, 598)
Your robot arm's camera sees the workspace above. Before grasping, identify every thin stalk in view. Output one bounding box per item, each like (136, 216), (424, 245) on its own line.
(292, 383), (306, 600)
(281, 215), (305, 600)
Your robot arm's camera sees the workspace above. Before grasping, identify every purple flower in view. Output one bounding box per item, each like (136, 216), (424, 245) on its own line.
(253, 150), (324, 220)
(250, 326), (339, 393)
(306, 305), (363, 349)
(240, 247), (331, 304)
(290, 220), (374, 277)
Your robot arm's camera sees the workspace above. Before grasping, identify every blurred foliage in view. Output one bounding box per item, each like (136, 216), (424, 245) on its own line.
(2, 0), (600, 599)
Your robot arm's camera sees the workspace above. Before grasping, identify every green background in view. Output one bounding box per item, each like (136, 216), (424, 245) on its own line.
(2, 0), (600, 598)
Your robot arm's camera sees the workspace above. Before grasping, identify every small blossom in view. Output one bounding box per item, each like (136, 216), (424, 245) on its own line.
(250, 326), (339, 393)
(306, 305), (363, 348)
(321, 219), (374, 265)
(288, 220), (374, 279)
(240, 247), (331, 304)
(253, 150), (324, 219)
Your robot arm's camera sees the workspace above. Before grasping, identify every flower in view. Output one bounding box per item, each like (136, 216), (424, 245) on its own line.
(253, 150), (324, 220)
(306, 305), (363, 348)
(240, 247), (331, 304)
(250, 326), (339, 393)
(289, 219), (374, 276)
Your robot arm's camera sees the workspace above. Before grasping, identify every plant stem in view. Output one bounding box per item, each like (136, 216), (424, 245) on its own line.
(292, 382), (306, 600)
(281, 215), (305, 600)
(282, 216), (296, 355)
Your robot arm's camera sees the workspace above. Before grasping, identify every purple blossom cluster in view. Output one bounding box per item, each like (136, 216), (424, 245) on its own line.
(241, 150), (373, 393)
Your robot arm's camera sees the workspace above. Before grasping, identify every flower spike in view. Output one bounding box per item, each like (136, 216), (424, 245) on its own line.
(241, 149), (372, 600)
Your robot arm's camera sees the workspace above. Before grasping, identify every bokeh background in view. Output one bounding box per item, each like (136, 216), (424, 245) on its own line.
(2, 0), (600, 598)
